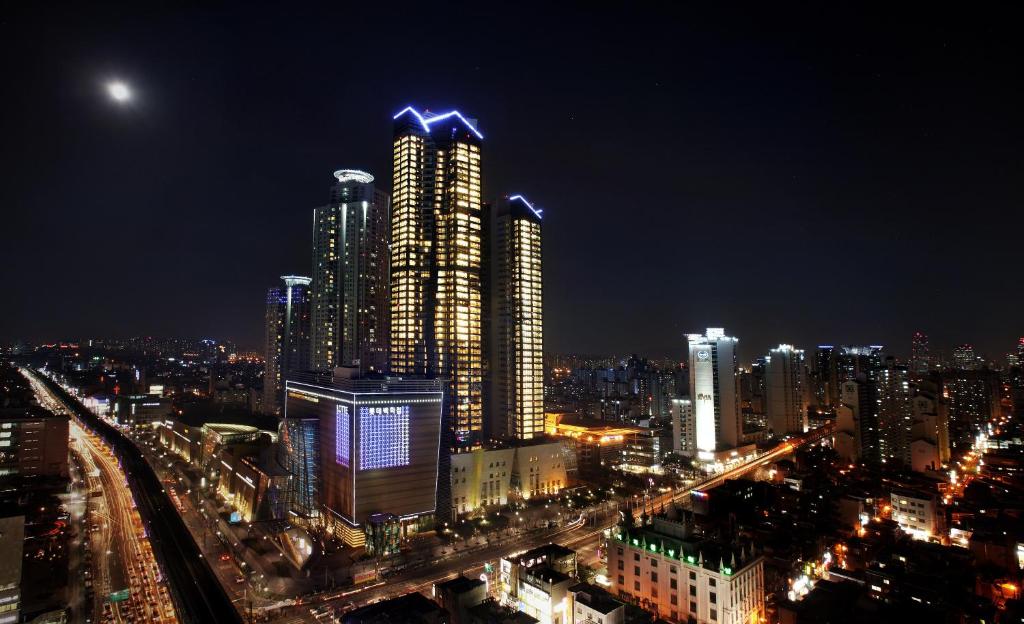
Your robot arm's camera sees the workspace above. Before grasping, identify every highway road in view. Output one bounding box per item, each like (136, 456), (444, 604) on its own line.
(69, 419), (179, 623)
(25, 368), (244, 624)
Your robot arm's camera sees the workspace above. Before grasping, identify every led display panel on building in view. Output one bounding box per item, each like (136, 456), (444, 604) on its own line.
(335, 405), (350, 467)
(692, 347), (717, 453)
(359, 405), (410, 470)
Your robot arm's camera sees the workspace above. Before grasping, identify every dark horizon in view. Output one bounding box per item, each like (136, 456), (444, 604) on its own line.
(2, 3), (1021, 362)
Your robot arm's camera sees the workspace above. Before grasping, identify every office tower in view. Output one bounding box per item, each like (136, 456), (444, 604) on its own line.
(837, 376), (880, 466)
(391, 106), (484, 445)
(877, 358), (913, 465)
(653, 367), (679, 421)
(836, 345), (884, 382)
(310, 170), (391, 375)
(952, 344), (978, 370)
(263, 275), (312, 416)
(765, 344), (807, 436)
(812, 346), (838, 410)
(285, 371), (444, 547)
(909, 383), (951, 472)
(943, 369), (1001, 452)
(911, 331), (929, 376)
(686, 328), (741, 454)
(491, 194), (544, 440)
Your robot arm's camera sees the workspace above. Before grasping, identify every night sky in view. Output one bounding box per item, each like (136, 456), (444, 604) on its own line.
(2, 3), (1021, 363)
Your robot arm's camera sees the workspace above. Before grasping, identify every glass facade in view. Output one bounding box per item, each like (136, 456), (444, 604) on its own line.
(310, 171), (390, 374)
(391, 107), (484, 445)
(494, 195), (544, 439)
(284, 376), (443, 546)
(263, 276), (312, 416)
(278, 411), (320, 518)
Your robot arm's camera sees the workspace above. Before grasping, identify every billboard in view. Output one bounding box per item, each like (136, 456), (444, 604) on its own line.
(692, 344), (716, 453)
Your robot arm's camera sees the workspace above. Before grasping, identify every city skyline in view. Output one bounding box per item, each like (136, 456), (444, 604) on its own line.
(5, 5), (1024, 624)
(2, 4), (1022, 360)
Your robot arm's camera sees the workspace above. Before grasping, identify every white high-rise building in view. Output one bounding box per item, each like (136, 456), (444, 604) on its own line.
(764, 344), (807, 435)
(671, 398), (695, 457)
(686, 328), (740, 455)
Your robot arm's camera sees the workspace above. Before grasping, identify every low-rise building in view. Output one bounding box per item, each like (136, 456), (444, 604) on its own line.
(501, 544), (578, 607)
(889, 487), (942, 540)
(451, 447), (516, 516)
(216, 445), (289, 522)
(568, 583), (624, 624)
(343, 592), (448, 624)
(518, 567), (573, 624)
(435, 576), (487, 624)
(157, 419), (202, 463)
(545, 414), (649, 475)
(111, 394), (172, 427)
(0, 513), (24, 624)
(0, 407), (69, 482)
(607, 517), (764, 624)
(451, 439), (572, 518)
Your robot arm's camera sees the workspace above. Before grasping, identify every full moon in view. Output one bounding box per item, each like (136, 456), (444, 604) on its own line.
(107, 81), (132, 103)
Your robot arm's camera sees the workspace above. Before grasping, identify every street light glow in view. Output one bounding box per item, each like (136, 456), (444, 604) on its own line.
(107, 81), (131, 102)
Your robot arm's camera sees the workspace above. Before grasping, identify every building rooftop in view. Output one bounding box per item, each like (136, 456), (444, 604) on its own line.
(568, 583), (623, 615)
(342, 592), (446, 624)
(287, 370), (446, 395)
(523, 565), (570, 586)
(467, 601), (537, 624)
(613, 519), (760, 575)
(436, 575), (485, 595)
(508, 543), (576, 567)
(545, 414), (645, 441)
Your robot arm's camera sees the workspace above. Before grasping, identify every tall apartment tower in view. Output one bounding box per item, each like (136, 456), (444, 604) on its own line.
(264, 275), (312, 415)
(310, 170), (390, 375)
(877, 358), (913, 466)
(836, 376), (881, 466)
(911, 331), (929, 376)
(391, 106), (484, 446)
(952, 344), (979, 370)
(491, 194), (544, 440)
(764, 344), (807, 435)
(687, 328), (741, 454)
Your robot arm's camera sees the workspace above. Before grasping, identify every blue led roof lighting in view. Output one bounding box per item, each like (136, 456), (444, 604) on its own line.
(509, 194), (543, 219)
(393, 106), (430, 132)
(392, 106), (484, 140)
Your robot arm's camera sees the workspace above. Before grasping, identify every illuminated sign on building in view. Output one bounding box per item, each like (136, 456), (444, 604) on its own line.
(692, 344), (717, 453)
(287, 390), (319, 403)
(359, 405), (410, 470)
(335, 404), (350, 467)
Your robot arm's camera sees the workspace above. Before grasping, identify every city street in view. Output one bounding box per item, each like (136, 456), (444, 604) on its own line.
(26, 369), (179, 624)
(25, 368), (242, 624)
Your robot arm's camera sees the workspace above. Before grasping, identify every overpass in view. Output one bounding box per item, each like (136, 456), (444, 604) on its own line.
(634, 422), (835, 514)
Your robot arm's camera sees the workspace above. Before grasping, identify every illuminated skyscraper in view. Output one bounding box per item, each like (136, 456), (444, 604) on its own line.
(686, 328), (741, 454)
(491, 195), (544, 440)
(764, 344), (807, 435)
(263, 275), (312, 415)
(911, 331), (929, 375)
(310, 170), (390, 375)
(877, 358), (913, 465)
(952, 344), (979, 370)
(391, 106), (484, 445)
